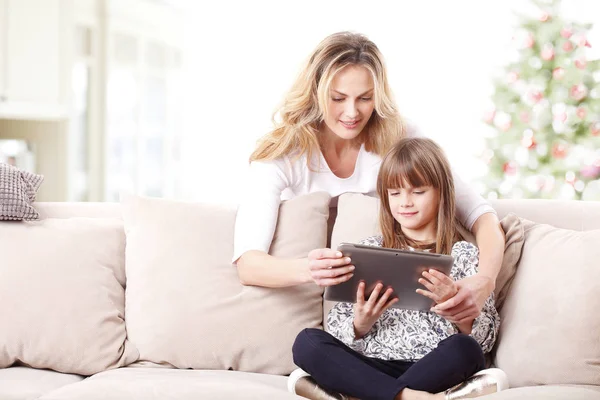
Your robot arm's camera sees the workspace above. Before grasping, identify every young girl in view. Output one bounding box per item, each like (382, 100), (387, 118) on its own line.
(289, 138), (506, 400)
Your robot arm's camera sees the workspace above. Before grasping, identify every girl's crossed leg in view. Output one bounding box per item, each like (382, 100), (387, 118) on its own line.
(292, 328), (485, 400)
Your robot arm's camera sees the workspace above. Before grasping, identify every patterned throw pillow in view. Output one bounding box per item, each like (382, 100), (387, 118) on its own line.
(0, 163), (44, 221)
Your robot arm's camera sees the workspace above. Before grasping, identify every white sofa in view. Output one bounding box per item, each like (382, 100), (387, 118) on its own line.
(1, 194), (599, 400)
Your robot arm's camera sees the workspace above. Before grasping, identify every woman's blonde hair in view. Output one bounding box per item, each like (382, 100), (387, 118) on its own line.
(376, 138), (461, 255)
(250, 31), (404, 164)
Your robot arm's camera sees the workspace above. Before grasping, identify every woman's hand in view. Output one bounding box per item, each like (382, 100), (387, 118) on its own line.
(307, 248), (355, 287)
(353, 282), (398, 339)
(430, 274), (494, 324)
(416, 269), (458, 304)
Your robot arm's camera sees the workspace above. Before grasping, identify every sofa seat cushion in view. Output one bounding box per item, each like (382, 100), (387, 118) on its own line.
(0, 367), (83, 400)
(38, 368), (301, 400)
(481, 385), (600, 399)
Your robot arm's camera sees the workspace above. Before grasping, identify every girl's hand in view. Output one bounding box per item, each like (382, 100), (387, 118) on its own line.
(416, 269), (458, 305)
(353, 281), (398, 339)
(307, 248), (354, 287)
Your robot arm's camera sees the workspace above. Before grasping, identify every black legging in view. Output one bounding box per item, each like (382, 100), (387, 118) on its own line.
(292, 328), (485, 400)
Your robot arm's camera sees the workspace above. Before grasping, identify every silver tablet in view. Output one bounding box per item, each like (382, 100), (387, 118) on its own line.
(324, 242), (454, 311)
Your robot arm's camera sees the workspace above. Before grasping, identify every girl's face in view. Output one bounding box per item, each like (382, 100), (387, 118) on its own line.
(321, 65), (375, 142)
(387, 185), (440, 242)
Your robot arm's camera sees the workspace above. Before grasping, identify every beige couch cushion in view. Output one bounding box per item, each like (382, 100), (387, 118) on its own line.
(0, 367), (83, 400)
(0, 218), (139, 375)
(331, 193), (524, 306)
(38, 368), (301, 400)
(494, 220), (600, 388)
(122, 192), (329, 375)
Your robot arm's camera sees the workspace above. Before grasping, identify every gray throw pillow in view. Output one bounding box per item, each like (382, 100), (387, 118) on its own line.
(0, 163), (44, 221)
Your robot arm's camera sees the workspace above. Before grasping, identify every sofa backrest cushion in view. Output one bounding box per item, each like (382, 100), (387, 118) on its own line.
(121, 192), (329, 375)
(494, 220), (600, 388)
(0, 218), (139, 375)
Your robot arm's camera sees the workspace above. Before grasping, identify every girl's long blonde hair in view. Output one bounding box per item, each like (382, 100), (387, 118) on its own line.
(376, 138), (461, 255)
(250, 31), (404, 164)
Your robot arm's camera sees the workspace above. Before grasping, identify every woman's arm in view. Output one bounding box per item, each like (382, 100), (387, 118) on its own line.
(235, 161), (353, 288)
(237, 251), (310, 287)
(434, 214), (505, 324)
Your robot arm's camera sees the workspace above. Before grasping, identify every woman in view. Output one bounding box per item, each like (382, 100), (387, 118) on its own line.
(233, 31), (504, 324)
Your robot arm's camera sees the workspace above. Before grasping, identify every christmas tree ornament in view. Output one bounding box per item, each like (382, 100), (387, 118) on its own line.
(503, 161), (518, 175)
(494, 112), (512, 131)
(483, 109), (496, 124)
(539, 12), (550, 22)
(552, 67), (565, 79)
(574, 58), (587, 69)
(570, 84), (588, 101)
(521, 129), (536, 149)
(536, 142), (549, 157)
(562, 40), (574, 52)
(529, 57), (543, 69)
(577, 36), (591, 47)
(529, 90), (544, 104)
(507, 71), (520, 83)
(565, 171), (576, 184)
(552, 143), (568, 158)
(541, 44), (555, 60)
(591, 122), (600, 136)
(576, 107), (586, 119)
(560, 27), (573, 39)
(515, 146), (529, 165)
(581, 164), (600, 179)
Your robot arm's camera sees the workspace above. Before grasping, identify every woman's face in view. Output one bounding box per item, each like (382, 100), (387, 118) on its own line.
(321, 65), (375, 142)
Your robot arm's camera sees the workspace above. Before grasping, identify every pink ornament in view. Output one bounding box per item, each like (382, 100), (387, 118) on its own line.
(503, 161), (517, 175)
(570, 84), (588, 101)
(560, 27), (573, 39)
(539, 12), (550, 22)
(552, 67), (565, 80)
(524, 33), (535, 49)
(575, 58), (587, 69)
(578, 36), (591, 47)
(541, 45), (555, 61)
(529, 90), (543, 104)
(552, 143), (567, 159)
(563, 41), (574, 52)
(581, 165), (600, 179)
(507, 71), (519, 83)
(521, 135), (536, 149)
(592, 122), (600, 136)
(499, 121), (512, 132)
(519, 111), (530, 123)
(483, 109), (496, 124)
(576, 107), (587, 119)
(554, 112), (567, 123)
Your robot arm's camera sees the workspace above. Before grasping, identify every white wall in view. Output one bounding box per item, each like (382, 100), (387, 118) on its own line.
(180, 0), (600, 204)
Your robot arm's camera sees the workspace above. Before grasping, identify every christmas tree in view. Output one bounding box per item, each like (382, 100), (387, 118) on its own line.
(481, 0), (600, 200)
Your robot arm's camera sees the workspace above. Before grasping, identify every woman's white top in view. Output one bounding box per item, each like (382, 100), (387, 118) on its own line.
(232, 126), (495, 262)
